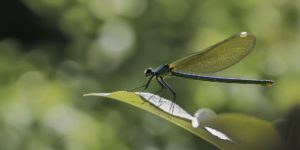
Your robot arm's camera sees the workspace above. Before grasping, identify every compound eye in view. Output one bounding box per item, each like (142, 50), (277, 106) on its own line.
(144, 68), (153, 77)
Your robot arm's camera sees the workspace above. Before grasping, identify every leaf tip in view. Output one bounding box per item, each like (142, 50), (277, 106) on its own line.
(83, 93), (111, 97)
(83, 93), (91, 96)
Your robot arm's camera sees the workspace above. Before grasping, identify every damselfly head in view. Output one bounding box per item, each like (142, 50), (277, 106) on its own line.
(144, 68), (154, 77)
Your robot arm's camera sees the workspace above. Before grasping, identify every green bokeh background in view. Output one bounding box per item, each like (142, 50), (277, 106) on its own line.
(0, 0), (299, 149)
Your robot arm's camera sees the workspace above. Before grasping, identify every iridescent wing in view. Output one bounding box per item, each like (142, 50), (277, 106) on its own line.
(169, 32), (256, 74)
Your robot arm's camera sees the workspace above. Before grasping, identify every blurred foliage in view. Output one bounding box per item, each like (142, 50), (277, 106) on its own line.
(0, 0), (299, 149)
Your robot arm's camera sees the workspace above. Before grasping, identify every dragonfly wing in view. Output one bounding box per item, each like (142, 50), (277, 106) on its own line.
(170, 32), (256, 74)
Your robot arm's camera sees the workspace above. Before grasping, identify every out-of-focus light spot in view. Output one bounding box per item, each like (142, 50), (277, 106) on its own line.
(247, 4), (282, 39)
(99, 20), (135, 54)
(41, 105), (106, 149)
(88, 0), (115, 19)
(60, 6), (97, 36)
(87, 20), (135, 73)
(192, 108), (217, 128)
(17, 71), (47, 91)
(43, 106), (78, 134)
(114, 0), (147, 18)
(4, 102), (32, 129)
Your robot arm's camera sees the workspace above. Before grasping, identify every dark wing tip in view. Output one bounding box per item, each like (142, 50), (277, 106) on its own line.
(262, 80), (275, 87)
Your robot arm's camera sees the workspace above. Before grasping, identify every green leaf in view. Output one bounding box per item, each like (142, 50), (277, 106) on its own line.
(84, 91), (286, 150)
